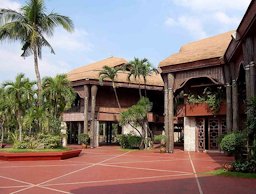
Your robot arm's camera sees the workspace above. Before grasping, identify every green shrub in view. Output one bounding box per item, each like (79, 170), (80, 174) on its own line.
(79, 133), (90, 145)
(117, 134), (142, 149)
(37, 134), (62, 149)
(220, 132), (245, 157)
(232, 160), (256, 173)
(154, 135), (166, 145)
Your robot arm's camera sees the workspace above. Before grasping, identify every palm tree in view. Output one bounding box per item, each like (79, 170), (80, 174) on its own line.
(3, 74), (31, 141)
(140, 59), (158, 96)
(126, 58), (156, 97)
(42, 74), (75, 119)
(99, 66), (122, 111)
(0, 0), (74, 98)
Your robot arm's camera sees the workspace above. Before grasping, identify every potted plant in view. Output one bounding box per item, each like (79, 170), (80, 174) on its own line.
(154, 134), (167, 153)
(79, 133), (90, 149)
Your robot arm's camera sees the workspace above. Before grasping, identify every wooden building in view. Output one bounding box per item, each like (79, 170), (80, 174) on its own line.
(63, 57), (164, 147)
(224, 0), (256, 147)
(159, 32), (233, 152)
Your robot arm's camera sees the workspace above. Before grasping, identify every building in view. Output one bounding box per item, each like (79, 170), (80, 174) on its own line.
(224, 0), (256, 149)
(159, 31), (233, 152)
(63, 57), (164, 147)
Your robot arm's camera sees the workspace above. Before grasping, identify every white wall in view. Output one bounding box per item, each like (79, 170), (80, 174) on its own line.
(122, 124), (142, 136)
(184, 117), (196, 151)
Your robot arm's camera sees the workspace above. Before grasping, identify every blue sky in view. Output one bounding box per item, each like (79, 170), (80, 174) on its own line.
(0, 0), (251, 82)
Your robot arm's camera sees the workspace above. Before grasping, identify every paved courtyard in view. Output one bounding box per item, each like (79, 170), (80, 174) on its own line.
(0, 146), (255, 194)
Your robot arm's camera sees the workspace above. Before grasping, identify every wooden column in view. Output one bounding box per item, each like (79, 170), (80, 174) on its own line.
(78, 122), (81, 144)
(226, 83), (232, 132)
(245, 64), (251, 103)
(250, 61), (256, 97)
(84, 85), (89, 134)
(232, 80), (239, 131)
(224, 64), (233, 132)
(90, 85), (98, 148)
(163, 74), (169, 152)
(167, 73), (175, 153)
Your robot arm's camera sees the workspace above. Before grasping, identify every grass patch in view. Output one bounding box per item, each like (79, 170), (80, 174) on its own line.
(0, 147), (71, 153)
(206, 169), (256, 179)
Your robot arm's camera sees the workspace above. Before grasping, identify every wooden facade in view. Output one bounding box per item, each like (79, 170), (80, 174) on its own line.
(63, 57), (164, 147)
(224, 0), (256, 151)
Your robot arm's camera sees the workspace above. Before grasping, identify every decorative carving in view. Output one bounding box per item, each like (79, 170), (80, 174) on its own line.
(209, 119), (219, 150)
(196, 118), (205, 151)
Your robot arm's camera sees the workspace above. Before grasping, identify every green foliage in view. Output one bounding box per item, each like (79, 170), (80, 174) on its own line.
(154, 135), (167, 145)
(79, 133), (90, 145)
(117, 134), (142, 149)
(220, 132), (245, 155)
(37, 133), (62, 149)
(208, 168), (256, 179)
(119, 97), (152, 127)
(232, 160), (256, 173)
(12, 133), (62, 149)
(187, 87), (223, 114)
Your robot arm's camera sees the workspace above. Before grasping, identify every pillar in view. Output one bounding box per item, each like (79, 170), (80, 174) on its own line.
(184, 117), (196, 151)
(226, 83), (233, 132)
(90, 85), (98, 148)
(163, 75), (169, 152)
(245, 64), (251, 103)
(78, 122), (81, 144)
(232, 80), (239, 131)
(167, 73), (175, 153)
(250, 61), (256, 97)
(84, 85), (89, 134)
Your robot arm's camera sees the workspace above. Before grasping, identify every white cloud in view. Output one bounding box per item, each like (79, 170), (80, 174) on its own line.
(165, 16), (207, 39)
(173, 0), (251, 12)
(0, 46), (72, 83)
(214, 12), (240, 25)
(48, 29), (93, 52)
(165, 0), (251, 39)
(0, 0), (21, 11)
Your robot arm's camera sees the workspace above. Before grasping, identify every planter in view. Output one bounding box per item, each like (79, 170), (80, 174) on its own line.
(177, 102), (226, 117)
(0, 149), (82, 161)
(81, 143), (88, 149)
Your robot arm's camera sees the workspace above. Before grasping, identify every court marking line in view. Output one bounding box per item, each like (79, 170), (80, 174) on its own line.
(188, 152), (203, 194)
(11, 151), (131, 194)
(43, 173), (194, 187)
(0, 175), (33, 186)
(0, 163), (90, 169)
(99, 163), (192, 174)
(106, 158), (190, 165)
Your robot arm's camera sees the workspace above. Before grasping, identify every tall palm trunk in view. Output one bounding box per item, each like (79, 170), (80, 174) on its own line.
(17, 110), (22, 142)
(112, 82), (121, 111)
(138, 82), (142, 98)
(33, 45), (42, 102)
(144, 80), (147, 97)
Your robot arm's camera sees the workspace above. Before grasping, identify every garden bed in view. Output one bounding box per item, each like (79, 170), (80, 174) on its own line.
(0, 149), (82, 161)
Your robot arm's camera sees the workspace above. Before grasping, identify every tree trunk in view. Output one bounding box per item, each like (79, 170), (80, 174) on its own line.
(112, 82), (121, 111)
(138, 82), (142, 98)
(33, 45), (42, 103)
(144, 81), (147, 97)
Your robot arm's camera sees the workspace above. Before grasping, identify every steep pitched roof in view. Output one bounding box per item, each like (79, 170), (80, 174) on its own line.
(67, 57), (163, 87)
(159, 31), (234, 67)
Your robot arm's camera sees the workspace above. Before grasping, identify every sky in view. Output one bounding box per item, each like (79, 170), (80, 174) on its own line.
(0, 0), (251, 83)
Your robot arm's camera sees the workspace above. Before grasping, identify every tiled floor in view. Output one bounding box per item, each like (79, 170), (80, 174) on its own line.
(0, 146), (255, 194)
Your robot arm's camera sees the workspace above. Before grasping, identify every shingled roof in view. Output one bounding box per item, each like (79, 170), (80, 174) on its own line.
(159, 31), (234, 67)
(67, 57), (163, 87)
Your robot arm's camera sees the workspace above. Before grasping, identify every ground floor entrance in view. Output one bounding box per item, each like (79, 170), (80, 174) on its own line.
(99, 122), (122, 145)
(196, 117), (227, 151)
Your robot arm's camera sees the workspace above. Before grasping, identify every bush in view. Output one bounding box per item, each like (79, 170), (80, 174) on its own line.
(38, 134), (62, 149)
(79, 133), (90, 145)
(154, 135), (166, 145)
(232, 160), (256, 173)
(220, 132), (245, 155)
(117, 134), (142, 149)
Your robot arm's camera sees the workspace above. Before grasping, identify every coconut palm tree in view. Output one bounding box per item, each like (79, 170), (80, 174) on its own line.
(140, 60), (158, 96)
(3, 74), (31, 141)
(0, 0), (74, 98)
(126, 58), (156, 97)
(99, 66), (122, 111)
